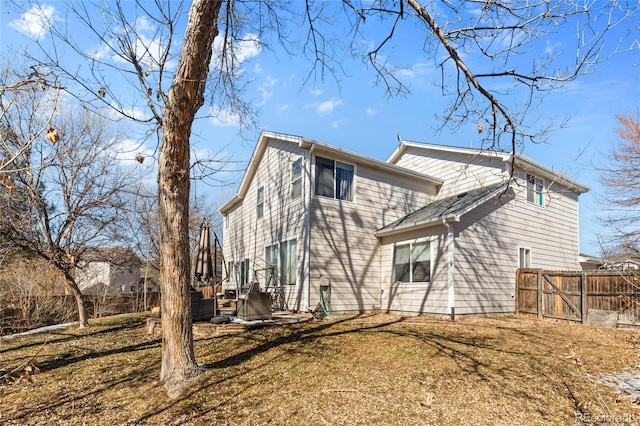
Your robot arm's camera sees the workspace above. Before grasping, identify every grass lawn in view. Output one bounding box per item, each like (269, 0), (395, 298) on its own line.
(1, 312), (639, 425)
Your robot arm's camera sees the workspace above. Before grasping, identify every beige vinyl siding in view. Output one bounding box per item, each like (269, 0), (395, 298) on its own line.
(451, 170), (581, 315)
(379, 230), (450, 315)
(394, 147), (506, 197)
(223, 140), (307, 310)
(308, 160), (437, 312)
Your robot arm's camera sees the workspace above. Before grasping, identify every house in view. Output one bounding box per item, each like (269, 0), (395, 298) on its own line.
(75, 247), (142, 294)
(601, 255), (640, 271)
(220, 131), (589, 316)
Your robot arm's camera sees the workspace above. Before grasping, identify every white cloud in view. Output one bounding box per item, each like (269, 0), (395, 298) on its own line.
(276, 104), (290, 112)
(212, 32), (261, 69)
(366, 107), (377, 116)
(9, 4), (56, 40)
(209, 106), (241, 127)
(315, 98), (343, 116)
(310, 87), (323, 96)
(257, 76), (277, 106)
(396, 62), (434, 79)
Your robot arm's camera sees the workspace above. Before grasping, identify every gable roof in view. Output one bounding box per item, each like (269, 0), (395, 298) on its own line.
(219, 131), (444, 214)
(375, 182), (508, 238)
(388, 139), (590, 194)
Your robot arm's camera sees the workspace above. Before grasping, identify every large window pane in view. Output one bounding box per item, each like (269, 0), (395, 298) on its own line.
(315, 156), (334, 197)
(265, 245), (278, 286)
(393, 244), (411, 282)
(412, 242), (430, 282)
(336, 162), (354, 201)
(287, 239), (297, 285)
(291, 158), (302, 200)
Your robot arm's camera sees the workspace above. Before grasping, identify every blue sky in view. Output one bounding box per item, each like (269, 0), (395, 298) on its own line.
(2, 2), (639, 256)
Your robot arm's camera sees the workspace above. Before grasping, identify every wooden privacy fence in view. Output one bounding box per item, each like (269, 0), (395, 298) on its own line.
(516, 268), (640, 327)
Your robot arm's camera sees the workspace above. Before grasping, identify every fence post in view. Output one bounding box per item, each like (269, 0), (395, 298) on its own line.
(537, 270), (543, 320)
(515, 269), (520, 314)
(581, 272), (587, 324)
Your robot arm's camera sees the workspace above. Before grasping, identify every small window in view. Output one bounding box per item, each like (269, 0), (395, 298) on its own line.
(519, 248), (531, 268)
(291, 158), (303, 200)
(393, 241), (431, 283)
(315, 156), (354, 201)
(526, 174), (544, 206)
(257, 186), (264, 218)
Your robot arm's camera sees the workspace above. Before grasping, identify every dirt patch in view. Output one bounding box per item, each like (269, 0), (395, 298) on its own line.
(1, 312), (640, 425)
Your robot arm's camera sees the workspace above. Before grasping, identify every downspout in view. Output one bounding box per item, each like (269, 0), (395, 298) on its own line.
(443, 219), (455, 320)
(304, 144), (315, 311)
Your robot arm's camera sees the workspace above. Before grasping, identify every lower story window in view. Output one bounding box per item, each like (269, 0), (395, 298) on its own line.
(519, 248), (531, 268)
(266, 239), (298, 286)
(393, 241), (431, 283)
(240, 259), (250, 290)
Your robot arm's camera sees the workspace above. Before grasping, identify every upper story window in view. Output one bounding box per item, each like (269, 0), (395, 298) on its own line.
(291, 158), (302, 200)
(526, 174), (544, 206)
(315, 156), (354, 201)
(257, 185), (264, 218)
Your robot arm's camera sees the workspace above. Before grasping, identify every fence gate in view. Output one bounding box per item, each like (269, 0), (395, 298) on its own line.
(516, 270), (585, 322)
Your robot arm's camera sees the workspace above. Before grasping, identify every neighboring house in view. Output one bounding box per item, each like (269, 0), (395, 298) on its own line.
(578, 253), (604, 271)
(601, 256), (640, 271)
(75, 248), (142, 294)
(220, 131), (589, 316)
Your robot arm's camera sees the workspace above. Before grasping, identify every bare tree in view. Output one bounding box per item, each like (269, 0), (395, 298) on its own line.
(7, 0), (637, 397)
(598, 111), (640, 256)
(0, 73), (142, 328)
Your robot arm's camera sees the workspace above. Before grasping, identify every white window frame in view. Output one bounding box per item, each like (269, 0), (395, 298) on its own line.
(291, 158), (303, 200)
(393, 240), (432, 284)
(314, 155), (355, 202)
(257, 185), (265, 218)
(526, 174), (544, 207)
(519, 247), (531, 268)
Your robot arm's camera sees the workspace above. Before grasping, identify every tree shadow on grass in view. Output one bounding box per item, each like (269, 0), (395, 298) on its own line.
(136, 314), (569, 424)
(0, 317), (147, 356)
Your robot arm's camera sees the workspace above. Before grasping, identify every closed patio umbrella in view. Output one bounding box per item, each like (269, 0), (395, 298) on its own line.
(194, 217), (214, 285)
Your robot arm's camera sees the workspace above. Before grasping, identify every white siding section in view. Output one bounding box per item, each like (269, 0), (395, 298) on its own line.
(309, 159), (437, 313)
(379, 230), (450, 315)
(394, 146), (507, 198)
(222, 139), (308, 310)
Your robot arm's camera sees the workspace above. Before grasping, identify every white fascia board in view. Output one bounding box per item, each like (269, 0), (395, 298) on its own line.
(219, 131), (302, 214)
(512, 155), (590, 194)
(375, 217), (453, 238)
(387, 140), (511, 164)
(305, 140), (443, 186)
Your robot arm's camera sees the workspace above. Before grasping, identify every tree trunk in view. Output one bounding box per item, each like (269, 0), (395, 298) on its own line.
(64, 273), (89, 328)
(158, 0), (223, 398)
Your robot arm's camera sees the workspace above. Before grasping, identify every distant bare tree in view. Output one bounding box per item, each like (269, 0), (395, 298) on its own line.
(0, 71), (142, 327)
(599, 111), (640, 256)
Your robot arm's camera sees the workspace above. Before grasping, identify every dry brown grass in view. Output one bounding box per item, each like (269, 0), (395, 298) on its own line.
(1, 312), (640, 425)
